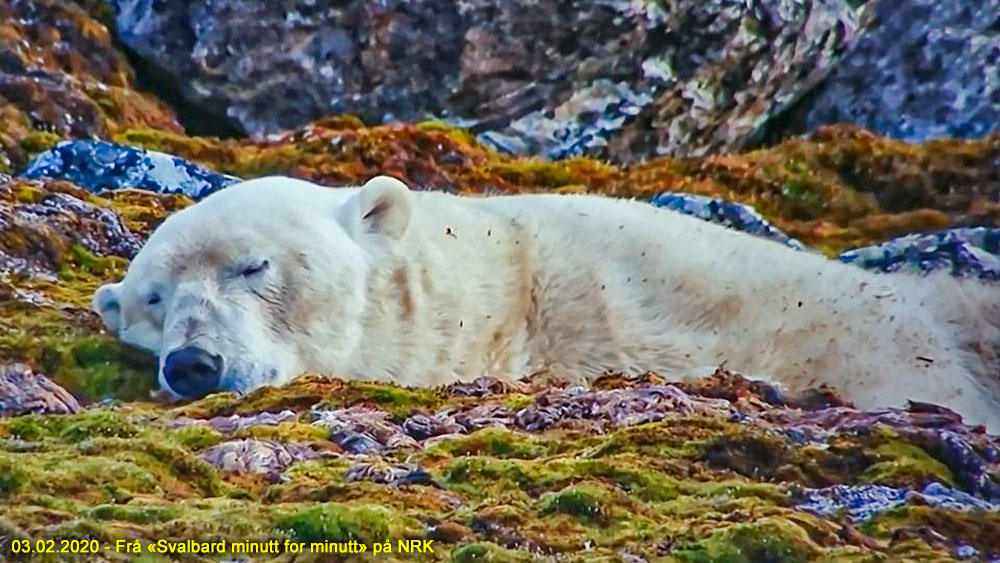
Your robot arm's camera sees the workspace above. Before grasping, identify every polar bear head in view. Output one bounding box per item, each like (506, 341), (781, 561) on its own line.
(92, 175), (414, 398)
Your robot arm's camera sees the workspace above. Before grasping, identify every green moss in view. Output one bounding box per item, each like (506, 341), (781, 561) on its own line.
(863, 505), (1000, 556)
(860, 439), (954, 488)
(66, 244), (128, 277)
(593, 417), (734, 460)
(537, 483), (609, 525)
(417, 119), (483, 148)
(451, 542), (533, 562)
(0, 305), (157, 401)
(0, 456), (28, 497)
(19, 130), (63, 156)
(231, 421), (328, 443)
(7, 414), (61, 441)
(0, 448), (161, 503)
(60, 411), (139, 442)
(88, 503), (183, 524)
(166, 424), (224, 450)
(279, 503), (396, 544)
(501, 394), (535, 412)
(8, 411), (139, 442)
(76, 436), (225, 497)
(429, 428), (554, 459)
(316, 381), (445, 418)
(674, 518), (821, 563)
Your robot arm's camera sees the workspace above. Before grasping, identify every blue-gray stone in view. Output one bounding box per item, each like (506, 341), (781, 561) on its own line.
(795, 482), (1000, 523)
(838, 228), (1000, 282)
(650, 192), (809, 250)
(792, 0), (1000, 142)
(21, 140), (240, 200)
(651, 192), (1000, 282)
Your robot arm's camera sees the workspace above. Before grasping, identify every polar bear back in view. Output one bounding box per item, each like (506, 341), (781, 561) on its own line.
(460, 193), (999, 426)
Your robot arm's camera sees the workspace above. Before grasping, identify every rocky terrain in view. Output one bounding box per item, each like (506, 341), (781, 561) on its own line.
(1, 0), (1000, 561)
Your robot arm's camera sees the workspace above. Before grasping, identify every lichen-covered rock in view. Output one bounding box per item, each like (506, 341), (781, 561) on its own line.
(839, 228), (1000, 281)
(0, 363), (80, 415)
(170, 409), (300, 441)
(795, 482), (1000, 522)
(651, 192), (808, 250)
(310, 405), (420, 454)
(0, 0), (182, 171)
(786, 0), (1000, 143)
(22, 139), (240, 199)
(109, 0), (860, 159)
(0, 175), (143, 279)
(200, 439), (327, 479)
(652, 193), (1000, 282)
(345, 461), (432, 486)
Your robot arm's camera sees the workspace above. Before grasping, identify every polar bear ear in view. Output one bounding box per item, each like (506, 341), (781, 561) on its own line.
(93, 282), (123, 333)
(348, 175), (414, 240)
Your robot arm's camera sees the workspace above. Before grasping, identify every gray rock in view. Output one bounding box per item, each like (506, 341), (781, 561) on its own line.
(786, 0), (1000, 141)
(310, 405), (419, 454)
(345, 461), (432, 485)
(0, 364), (81, 416)
(200, 439), (324, 478)
(21, 140), (240, 200)
(651, 192), (1000, 282)
(171, 409), (298, 433)
(838, 228), (1000, 281)
(651, 192), (808, 250)
(0, 176), (143, 277)
(794, 482), (1000, 523)
(109, 0), (860, 159)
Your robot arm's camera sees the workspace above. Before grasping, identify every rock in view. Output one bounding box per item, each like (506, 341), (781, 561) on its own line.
(794, 484), (910, 522)
(402, 412), (464, 441)
(310, 405), (419, 454)
(0, 0), (182, 170)
(344, 461), (432, 485)
(651, 192), (808, 250)
(0, 363), (81, 415)
(109, 0), (860, 159)
(515, 383), (737, 432)
(443, 376), (531, 397)
(838, 228), (1000, 282)
(794, 482), (1000, 523)
(21, 140), (240, 200)
(172, 409), (297, 433)
(785, 0), (1000, 143)
(199, 439), (324, 478)
(653, 191), (1000, 282)
(0, 175), (142, 277)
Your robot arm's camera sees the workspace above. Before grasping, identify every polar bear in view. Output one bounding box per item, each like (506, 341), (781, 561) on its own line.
(92, 175), (1000, 429)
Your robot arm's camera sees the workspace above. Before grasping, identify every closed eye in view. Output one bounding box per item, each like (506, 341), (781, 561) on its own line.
(241, 260), (269, 277)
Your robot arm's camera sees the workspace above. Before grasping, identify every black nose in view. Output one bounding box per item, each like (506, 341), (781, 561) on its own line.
(163, 346), (222, 397)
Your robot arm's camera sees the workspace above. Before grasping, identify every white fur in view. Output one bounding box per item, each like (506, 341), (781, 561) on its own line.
(94, 176), (1000, 429)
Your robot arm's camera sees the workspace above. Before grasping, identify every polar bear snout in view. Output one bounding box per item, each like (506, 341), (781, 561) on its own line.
(162, 346), (223, 398)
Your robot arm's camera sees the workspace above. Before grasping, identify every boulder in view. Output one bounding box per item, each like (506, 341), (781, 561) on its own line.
(0, 363), (81, 416)
(109, 0), (860, 159)
(21, 139), (240, 200)
(785, 0), (1000, 142)
(0, 0), (182, 171)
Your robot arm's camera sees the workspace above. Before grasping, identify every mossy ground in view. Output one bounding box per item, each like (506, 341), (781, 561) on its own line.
(1, 374), (993, 561)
